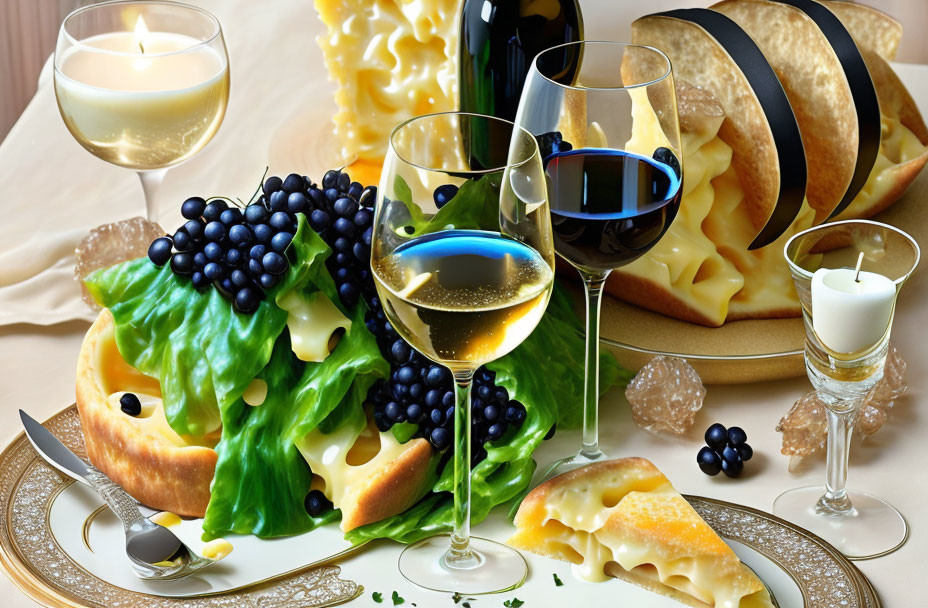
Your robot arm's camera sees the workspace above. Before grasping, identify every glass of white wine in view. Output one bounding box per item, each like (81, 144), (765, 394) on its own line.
(54, 0), (230, 224)
(372, 112), (554, 594)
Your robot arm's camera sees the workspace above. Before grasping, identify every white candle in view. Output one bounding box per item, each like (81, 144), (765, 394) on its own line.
(54, 16), (229, 170)
(811, 265), (896, 354)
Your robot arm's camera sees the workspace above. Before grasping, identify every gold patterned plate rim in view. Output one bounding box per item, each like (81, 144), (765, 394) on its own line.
(0, 405), (880, 608)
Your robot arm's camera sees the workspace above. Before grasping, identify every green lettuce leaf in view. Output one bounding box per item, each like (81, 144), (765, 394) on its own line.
(203, 301), (387, 538)
(346, 282), (625, 544)
(85, 216), (333, 438)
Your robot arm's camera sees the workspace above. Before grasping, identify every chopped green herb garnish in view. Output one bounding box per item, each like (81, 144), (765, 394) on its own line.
(392, 591), (405, 605)
(503, 599), (524, 608)
(373, 591), (383, 603)
(452, 592), (463, 604)
(462, 603), (471, 608)
(553, 573), (564, 587)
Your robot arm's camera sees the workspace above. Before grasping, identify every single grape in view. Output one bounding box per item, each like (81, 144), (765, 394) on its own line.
(204, 262), (223, 281)
(433, 184), (459, 208)
(334, 197), (358, 218)
(245, 203), (268, 225)
(172, 229), (193, 252)
(147, 237), (173, 266)
(727, 426), (748, 446)
(234, 288), (260, 313)
(204, 221), (226, 241)
(170, 252), (194, 276)
(283, 173), (304, 193)
(202, 200), (227, 222)
(119, 392), (142, 416)
(229, 224), (253, 246)
(181, 197), (206, 220)
(220, 208), (243, 226)
(271, 231), (293, 253)
(705, 423), (728, 451)
(262, 251), (288, 275)
(253, 223), (273, 244)
(269, 190), (288, 212)
(287, 192), (308, 214)
(262, 176), (283, 196)
(697, 446), (722, 476)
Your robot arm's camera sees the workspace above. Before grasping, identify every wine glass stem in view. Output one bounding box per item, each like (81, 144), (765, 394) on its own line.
(447, 368), (478, 567)
(820, 399), (860, 514)
(580, 270), (609, 460)
(138, 169), (167, 225)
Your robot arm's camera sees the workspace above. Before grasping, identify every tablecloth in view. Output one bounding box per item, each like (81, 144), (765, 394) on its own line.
(0, 0), (924, 605)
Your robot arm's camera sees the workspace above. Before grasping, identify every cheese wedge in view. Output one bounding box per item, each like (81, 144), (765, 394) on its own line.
(510, 458), (773, 608)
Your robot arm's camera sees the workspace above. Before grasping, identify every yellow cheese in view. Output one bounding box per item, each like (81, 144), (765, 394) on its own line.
(314, 0), (460, 164)
(243, 378), (268, 406)
(615, 107), (924, 325)
(295, 413), (420, 532)
(279, 290), (352, 362)
(202, 538), (233, 560)
(510, 460), (773, 608)
(150, 511), (182, 528)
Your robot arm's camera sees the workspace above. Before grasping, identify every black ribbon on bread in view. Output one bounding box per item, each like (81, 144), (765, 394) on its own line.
(772, 0), (882, 219)
(654, 9), (807, 249)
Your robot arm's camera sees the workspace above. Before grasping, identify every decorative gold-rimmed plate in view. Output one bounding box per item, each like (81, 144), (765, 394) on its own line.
(0, 406), (879, 607)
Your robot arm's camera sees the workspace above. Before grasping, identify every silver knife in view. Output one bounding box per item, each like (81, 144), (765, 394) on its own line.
(19, 409), (94, 487)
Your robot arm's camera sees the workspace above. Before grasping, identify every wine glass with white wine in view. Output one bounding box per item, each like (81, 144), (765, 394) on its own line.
(372, 112), (554, 594)
(54, 0), (230, 225)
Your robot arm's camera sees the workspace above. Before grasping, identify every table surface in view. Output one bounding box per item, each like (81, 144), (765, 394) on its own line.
(0, 0), (924, 606)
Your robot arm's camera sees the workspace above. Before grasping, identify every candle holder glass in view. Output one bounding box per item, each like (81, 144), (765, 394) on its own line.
(54, 0), (230, 225)
(777, 219), (919, 559)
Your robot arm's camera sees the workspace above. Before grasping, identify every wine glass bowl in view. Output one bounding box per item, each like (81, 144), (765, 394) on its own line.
(53, 0), (230, 222)
(372, 112), (553, 593)
(775, 219), (919, 559)
(514, 41), (682, 474)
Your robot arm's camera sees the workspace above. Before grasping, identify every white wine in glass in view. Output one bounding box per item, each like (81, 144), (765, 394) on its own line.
(372, 112), (554, 594)
(54, 1), (230, 222)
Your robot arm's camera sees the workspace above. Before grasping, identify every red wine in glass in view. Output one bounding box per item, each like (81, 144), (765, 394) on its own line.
(544, 147), (682, 271)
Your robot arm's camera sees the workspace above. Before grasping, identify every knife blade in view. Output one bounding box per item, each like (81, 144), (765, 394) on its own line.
(20, 410), (92, 485)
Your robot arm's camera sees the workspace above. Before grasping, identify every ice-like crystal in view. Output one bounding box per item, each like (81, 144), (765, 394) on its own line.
(777, 344), (907, 459)
(74, 217), (164, 309)
(625, 355), (705, 435)
(776, 391), (827, 457)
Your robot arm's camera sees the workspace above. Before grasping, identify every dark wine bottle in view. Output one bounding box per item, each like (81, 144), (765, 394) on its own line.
(459, 0), (583, 122)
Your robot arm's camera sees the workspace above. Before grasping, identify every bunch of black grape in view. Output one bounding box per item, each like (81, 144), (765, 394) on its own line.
(148, 171), (376, 314)
(149, 168), (531, 461)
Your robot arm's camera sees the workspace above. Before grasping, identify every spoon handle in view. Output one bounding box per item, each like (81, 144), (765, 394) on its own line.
(84, 467), (148, 532)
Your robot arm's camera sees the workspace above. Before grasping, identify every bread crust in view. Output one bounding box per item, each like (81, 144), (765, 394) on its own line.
(76, 311), (217, 517)
(339, 436), (434, 532)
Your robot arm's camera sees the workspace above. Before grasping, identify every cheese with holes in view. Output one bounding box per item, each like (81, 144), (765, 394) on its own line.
(296, 411), (436, 531)
(314, 0), (460, 173)
(511, 458), (774, 608)
(279, 290), (352, 362)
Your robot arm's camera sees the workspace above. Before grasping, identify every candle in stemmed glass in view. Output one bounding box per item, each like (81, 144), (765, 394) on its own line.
(513, 41), (682, 477)
(54, 0), (230, 224)
(372, 112), (553, 594)
(777, 219), (919, 559)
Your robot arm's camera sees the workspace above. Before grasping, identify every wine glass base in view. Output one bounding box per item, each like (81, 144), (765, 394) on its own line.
(773, 486), (908, 560)
(397, 535), (527, 595)
(542, 449), (609, 482)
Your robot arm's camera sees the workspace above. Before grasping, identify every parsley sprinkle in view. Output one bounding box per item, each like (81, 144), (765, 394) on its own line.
(373, 592), (383, 603)
(503, 599), (524, 608)
(463, 603), (471, 608)
(392, 591), (405, 605)
(553, 573), (564, 587)
(452, 592), (463, 604)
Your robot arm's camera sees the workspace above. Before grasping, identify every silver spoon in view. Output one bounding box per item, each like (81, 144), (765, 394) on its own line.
(20, 410), (225, 580)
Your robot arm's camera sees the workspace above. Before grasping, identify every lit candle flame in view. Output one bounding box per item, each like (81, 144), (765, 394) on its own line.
(132, 15), (152, 70)
(134, 15), (149, 54)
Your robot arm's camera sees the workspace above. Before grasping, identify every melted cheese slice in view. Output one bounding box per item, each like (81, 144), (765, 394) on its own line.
(295, 412), (433, 532)
(615, 103), (925, 325)
(314, 0), (460, 165)
(510, 459), (773, 608)
(279, 290), (352, 362)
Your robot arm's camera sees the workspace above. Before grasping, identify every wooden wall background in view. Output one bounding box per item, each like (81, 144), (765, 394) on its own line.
(1, 0), (926, 143)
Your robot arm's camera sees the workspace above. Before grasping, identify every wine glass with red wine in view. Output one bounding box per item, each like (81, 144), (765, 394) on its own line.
(514, 41), (682, 477)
